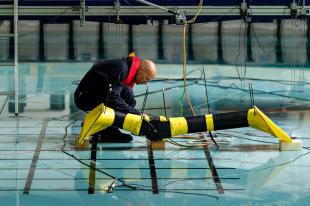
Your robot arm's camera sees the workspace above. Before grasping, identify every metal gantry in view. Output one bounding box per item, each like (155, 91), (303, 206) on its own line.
(0, 0), (19, 115)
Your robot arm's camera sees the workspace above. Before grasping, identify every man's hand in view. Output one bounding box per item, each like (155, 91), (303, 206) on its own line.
(139, 118), (162, 141)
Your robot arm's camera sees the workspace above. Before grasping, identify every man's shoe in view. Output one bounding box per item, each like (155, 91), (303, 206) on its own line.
(94, 127), (133, 143)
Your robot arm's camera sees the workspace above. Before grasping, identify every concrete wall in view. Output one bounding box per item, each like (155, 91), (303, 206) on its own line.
(132, 24), (158, 60)
(192, 22), (218, 62)
(0, 21), (10, 61)
(19, 20), (40, 61)
(74, 21), (99, 61)
(45, 24), (69, 61)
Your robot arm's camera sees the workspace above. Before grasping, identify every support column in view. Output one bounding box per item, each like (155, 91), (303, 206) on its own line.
(98, 22), (104, 60)
(128, 24), (133, 53)
(247, 22), (253, 62)
(9, 20), (14, 60)
(157, 22), (164, 59)
(68, 21), (75, 60)
(187, 25), (194, 60)
(217, 21), (224, 64)
(276, 19), (283, 63)
(38, 21), (45, 61)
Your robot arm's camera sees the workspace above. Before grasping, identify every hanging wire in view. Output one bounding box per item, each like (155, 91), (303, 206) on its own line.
(241, 21), (247, 102)
(235, 21), (247, 82)
(139, 85), (157, 131)
(17, 7), (71, 38)
(180, 0), (204, 116)
(178, 89), (185, 116)
(248, 83), (255, 108)
(141, 85), (149, 115)
(234, 20), (247, 103)
(186, 0), (204, 24)
(208, 131), (219, 150)
(202, 66), (218, 149)
(162, 88), (167, 118)
(248, 7), (288, 54)
(202, 66), (210, 114)
(182, 24), (196, 116)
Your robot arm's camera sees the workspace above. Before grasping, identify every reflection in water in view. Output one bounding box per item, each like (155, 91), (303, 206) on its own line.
(1, 63), (310, 205)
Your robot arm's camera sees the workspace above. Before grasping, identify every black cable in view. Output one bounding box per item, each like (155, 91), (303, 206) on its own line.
(17, 7), (72, 39)
(61, 150), (137, 190)
(162, 88), (167, 118)
(136, 78), (310, 111)
(248, 7), (288, 54)
(198, 75), (310, 86)
(248, 83), (254, 107)
(60, 120), (77, 151)
(200, 68), (219, 149)
(135, 81), (310, 112)
(216, 131), (278, 145)
(147, 68), (203, 83)
(141, 85), (149, 114)
(135, 82), (196, 98)
(195, 6), (239, 26)
(235, 21), (247, 82)
(202, 66), (211, 114)
(60, 122), (219, 198)
(208, 132), (219, 150)
(122, 0), (155, 23)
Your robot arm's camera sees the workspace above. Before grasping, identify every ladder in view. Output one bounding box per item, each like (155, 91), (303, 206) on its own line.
(0, 0), (19, 115)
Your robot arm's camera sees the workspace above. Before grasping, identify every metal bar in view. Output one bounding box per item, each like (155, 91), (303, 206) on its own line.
(0, 33), (15, 37)
(0, 156), (233, 160)
(88, 137), (98, 194)
(13, 0), (18, 115)
(0, 62), (14, 66)
(0, 188), (245, 192)
(147, 140), (159, 194)
(23, 119), (48, 194)
(0, 5), (306, 16)
(199, 134), (224, 194)
(0, 167), (236, 170)
(0, 91), (14, 95)
(0, 177), (240, 180)
(0, 158), (235, 162)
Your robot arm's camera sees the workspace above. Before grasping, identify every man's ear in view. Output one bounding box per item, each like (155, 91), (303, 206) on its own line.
(140, 63), (145, 72)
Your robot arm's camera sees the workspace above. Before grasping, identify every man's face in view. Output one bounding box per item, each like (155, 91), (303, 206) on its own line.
(135, 63), (155, 85)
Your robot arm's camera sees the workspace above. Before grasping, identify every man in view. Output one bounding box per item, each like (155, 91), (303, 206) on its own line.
(74, 55), (157, 143)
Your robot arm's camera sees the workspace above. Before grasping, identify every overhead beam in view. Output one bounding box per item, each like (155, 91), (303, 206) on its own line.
(0, 5), (308, 17)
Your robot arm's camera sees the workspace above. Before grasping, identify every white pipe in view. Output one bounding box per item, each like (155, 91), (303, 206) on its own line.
(14, 0), (19, 115)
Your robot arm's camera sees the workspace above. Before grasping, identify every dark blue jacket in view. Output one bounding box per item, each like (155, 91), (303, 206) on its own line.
(74, 59), (140, 114)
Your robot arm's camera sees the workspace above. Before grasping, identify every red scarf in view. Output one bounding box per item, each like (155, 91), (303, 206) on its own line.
(123, 56), (141, 88)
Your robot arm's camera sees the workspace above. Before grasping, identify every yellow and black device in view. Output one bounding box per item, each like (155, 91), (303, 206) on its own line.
(78, 103), (293, 144)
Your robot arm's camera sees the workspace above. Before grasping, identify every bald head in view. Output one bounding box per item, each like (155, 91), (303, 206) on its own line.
(135, 59), (157, 85)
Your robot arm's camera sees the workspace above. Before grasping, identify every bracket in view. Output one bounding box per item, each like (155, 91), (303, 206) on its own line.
(80, 0), (86, 26)
(114, 0), (121, 24)
(240, 1), (251, 22)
